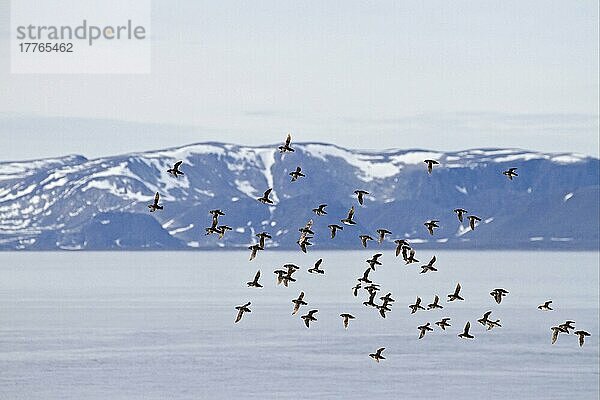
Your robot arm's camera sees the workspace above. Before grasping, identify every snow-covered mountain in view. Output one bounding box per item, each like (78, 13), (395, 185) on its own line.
(0, 143), (598, 250)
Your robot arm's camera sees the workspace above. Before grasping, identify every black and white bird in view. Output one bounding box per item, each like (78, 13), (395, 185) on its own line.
(366, 253), (383, 270)
(427, 295), (443, 310)
(301, 309), (318, 328)
(551, 325), (569, 344)
(167, 160), (184, 177)
(418, 322), (434, 339)
(289, 166), (305, 182)
(354, 190), (369, 205)
(477, 311), (493, 327)
(340, 313), (355, 329)
(424, 159), (439, 174)
(458, 321), (474, 339)
(308, 259), (325, 274)
(312, 204), (328, 216)
(420, 256), (438, 274)
(359, 235), (374, 248)
(538, 300), (553, 311)
(248, 244), (262, 261)
(147, 192), (163, 212)
(279, 133), (295, 153)
(424, 220), (440, 235)
(453, 208), (467, 222)
(376, 228), (392, 243)
(490, 288), (509, 304)
(559, 320), (576, 333)
(405, 248), (419, 264)
(257, 188), (274, 204)
(256, 232), (272, 249)
(447, 283), (464, 302)
(291, 292), (308, 315)
(435, 318), (451, 330)
(246, 270), (262, 288)
(502, 167), (518, 180)
(574, 330), (591, 347)
(467, 215), (482, 230)
(394, 239), (409, 257)
(234, 302), (251, 323)
(369, 347), (386, 363)
(409, 296), (426, 314)
(341, 206), (356, 225)
(328, 224), (343, 239)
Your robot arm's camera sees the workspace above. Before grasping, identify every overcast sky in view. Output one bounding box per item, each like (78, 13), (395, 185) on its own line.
(0, 0), (598, 161)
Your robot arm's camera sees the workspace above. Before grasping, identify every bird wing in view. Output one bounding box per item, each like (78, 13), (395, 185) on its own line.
(464, 321), (471, 334)
(348, 206), (354, 219)
(254, 270), (260, 281)
(315, 259), (322, 268)
(285, 133), (291, 146)
(235, 309), (244, 323)
(376, 348), (385, 356)
(154, 192), (160, 203)
(551, 328), (559, 344)
(263, 188), (272, 197)
(454, 283), (461, 296)
(430, 256), (436, 265)
(174, 160), (182, 169)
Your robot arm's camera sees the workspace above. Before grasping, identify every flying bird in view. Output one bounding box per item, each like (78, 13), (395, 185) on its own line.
(427, 295), (443, 310)
(308, 259), (325, 274)
(279, 133), (295, 153)
(289, 166), (306, 182)
(147, 192), (163, 212)
(328, 224), (343, 239)
(167, 160), (184, 177)
(502, 167), (518, 180)
(369, 347), (386, 363)
(477, 311), (493, 327)
(409, 296), (426, 314)
(366, 253), (383, 270)
(376, 229), (392, 243)
(420, 256), (438, 274)
(234, 302), (251, 323)
(256, 232), (272, 249)
(447, 283), (464, 302)
(246, 270), (262, 288)
(291, 292), (308, 315)
(458, 321), (474, 339)
(418, 323), (434, 339)
(301, 309), (319, 328)
(424, 159), (439, 174)
(435, 318), (451, 330)
(551, 325), (568, 344)
(354, 190), (369, 205)
(359, 235), (374, 248)
(248, 244), (262, 261)
(559, 321), (576, 334)
(312, 204), (328, 216)
(538, 300), (553, 311)
(358, 267), (373, 284)
(341, 206), (356, 225)
(394, 239), (409, 257)
(490, 288), (509, 304)
(453, 208), (467, 222)
(257, 188), (274, 204)
(405, 248), (419, 264)
(340, 313), (355, 329)
(467, 215), (482, 230)
(424, 220), (440, 235)
(574, 330), (591, 347)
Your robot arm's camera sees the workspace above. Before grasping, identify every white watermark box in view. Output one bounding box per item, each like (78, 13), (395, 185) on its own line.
(10, 0), (151, 74)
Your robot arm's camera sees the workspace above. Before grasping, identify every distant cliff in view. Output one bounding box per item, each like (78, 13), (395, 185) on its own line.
(0, 143), (597, 250)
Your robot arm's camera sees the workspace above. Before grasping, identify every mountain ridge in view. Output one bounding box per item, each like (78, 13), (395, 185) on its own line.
(0, 141), (598, 251)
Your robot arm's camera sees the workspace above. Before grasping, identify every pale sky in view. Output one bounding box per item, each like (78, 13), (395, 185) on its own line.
(0, 0), (598, 161)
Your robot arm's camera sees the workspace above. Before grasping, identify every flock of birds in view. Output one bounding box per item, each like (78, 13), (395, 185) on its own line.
(148, 134), (591, 362)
